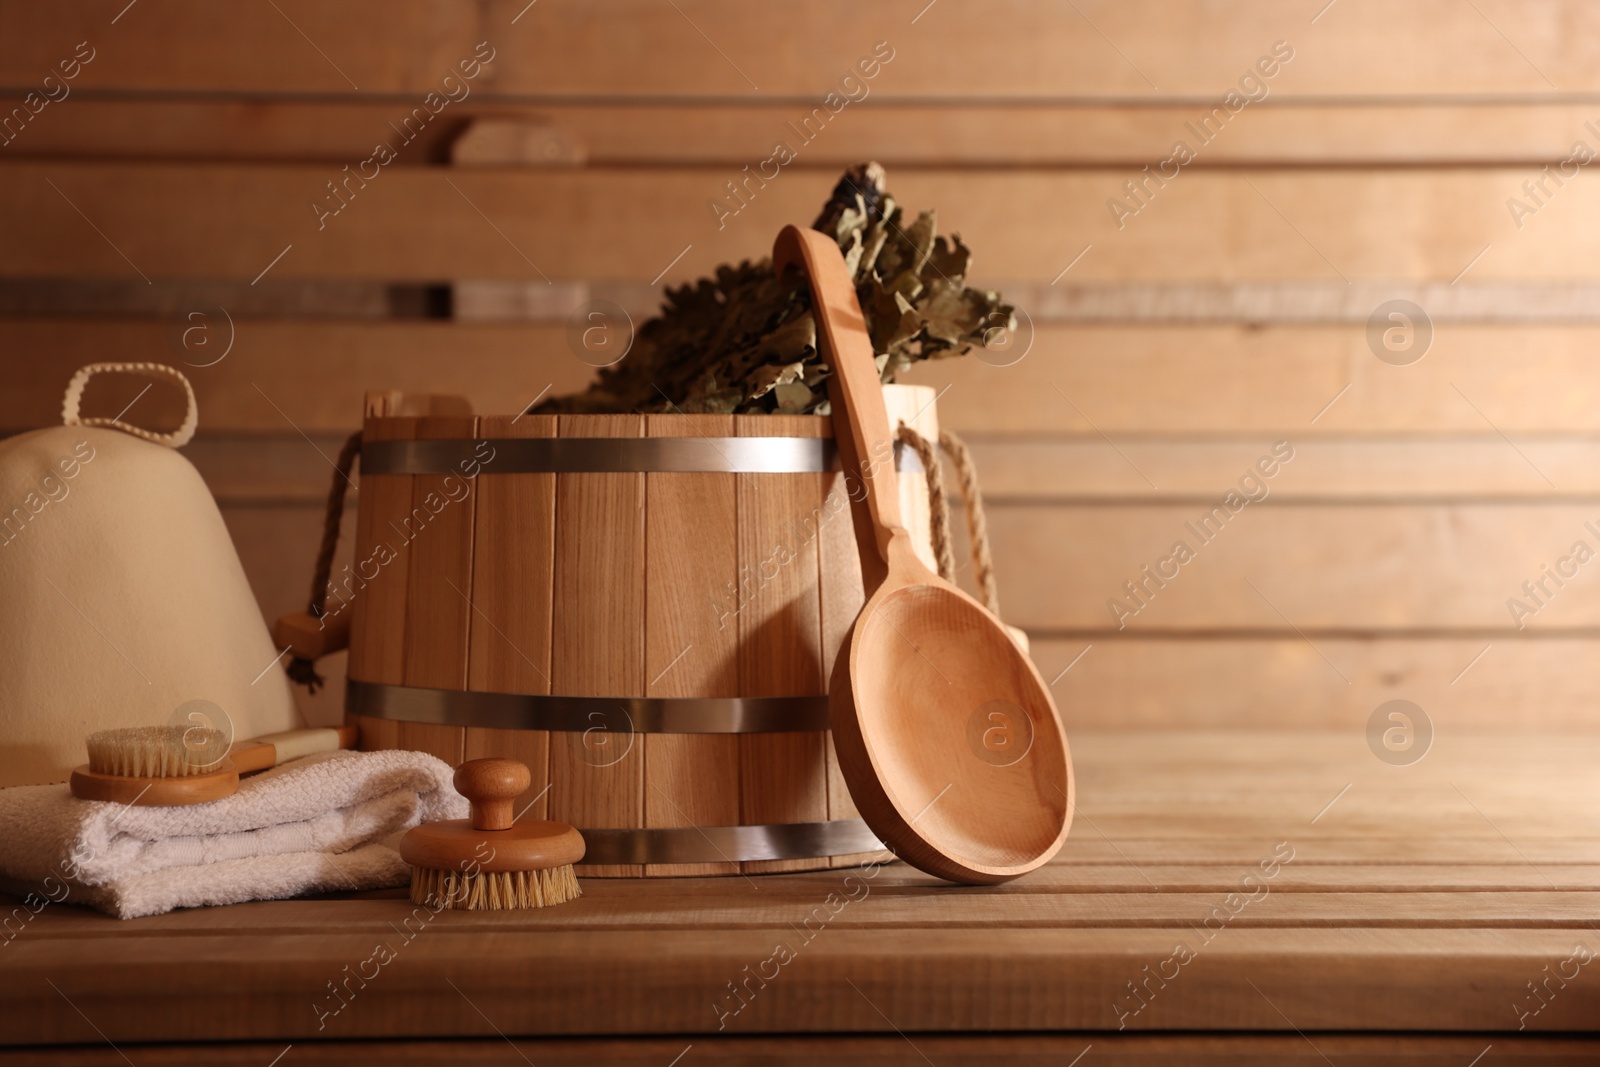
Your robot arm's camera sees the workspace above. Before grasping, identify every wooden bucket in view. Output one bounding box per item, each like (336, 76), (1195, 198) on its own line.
(343, 385), (943, 876)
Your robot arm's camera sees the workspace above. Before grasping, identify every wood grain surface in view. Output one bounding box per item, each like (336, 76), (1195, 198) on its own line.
(461, 413), (559, 820)
(395, 414), (478, 766)
(16, 100), (1600, 167)
(7, 1), (1600, 98)
(2, 733), (1596, 1051)
(4, 1035), (1599, 1067)
(643, 413), (741, 877)
(5, 164), (1594, 284)
(20, 322), (1600, 435)
(734, 415), (829, 874)
(548, 414), (646, 876)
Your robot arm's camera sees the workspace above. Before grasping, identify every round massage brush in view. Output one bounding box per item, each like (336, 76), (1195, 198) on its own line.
(400, 758), (585, 911)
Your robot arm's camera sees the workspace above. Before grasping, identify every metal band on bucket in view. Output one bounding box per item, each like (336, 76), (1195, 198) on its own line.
(578, 820), (886, 865)
(348, 680), (830, 734)
(360, 436), (923, 475)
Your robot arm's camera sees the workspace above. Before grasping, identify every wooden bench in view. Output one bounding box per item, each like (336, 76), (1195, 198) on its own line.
(5, 731), (1596, 1063)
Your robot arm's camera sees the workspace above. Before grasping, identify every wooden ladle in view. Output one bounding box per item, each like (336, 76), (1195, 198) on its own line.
(774, 224), (1074, 884)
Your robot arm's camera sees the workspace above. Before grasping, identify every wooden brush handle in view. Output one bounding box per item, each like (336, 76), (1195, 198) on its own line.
(228, 725), (359, 774)
(455, 758), (531, 831)
(773, 225), (905, 560)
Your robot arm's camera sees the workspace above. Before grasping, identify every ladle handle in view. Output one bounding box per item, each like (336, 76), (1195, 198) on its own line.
(773, 225), (905, 565)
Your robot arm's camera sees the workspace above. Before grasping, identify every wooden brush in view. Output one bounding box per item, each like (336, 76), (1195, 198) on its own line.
(70, 724), (359, 806)
(400, 758), (585, 910)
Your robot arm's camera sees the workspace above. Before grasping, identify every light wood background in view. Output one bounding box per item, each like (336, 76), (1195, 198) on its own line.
(4, 0), (1597, 735)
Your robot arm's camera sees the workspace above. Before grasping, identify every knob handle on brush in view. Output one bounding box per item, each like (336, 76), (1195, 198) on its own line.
(456, 758), (529, 831)
(400, 757), (586, 910)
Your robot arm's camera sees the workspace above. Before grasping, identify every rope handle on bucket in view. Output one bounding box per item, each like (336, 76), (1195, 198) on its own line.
(896, 424), (1001, 619)
(61, 362), (199, 448)
(284, 430), (362, 693)
(279, 424), (1002, 690)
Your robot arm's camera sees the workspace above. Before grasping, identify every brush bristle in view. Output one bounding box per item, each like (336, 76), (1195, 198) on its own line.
(409, 864), (582, 910)
(86, 725), (229, 778)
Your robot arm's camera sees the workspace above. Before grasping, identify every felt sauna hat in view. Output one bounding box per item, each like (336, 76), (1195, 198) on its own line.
(0, 363), (299, 787)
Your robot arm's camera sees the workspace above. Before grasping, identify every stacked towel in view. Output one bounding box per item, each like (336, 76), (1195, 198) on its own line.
(0, 749), (467, 919)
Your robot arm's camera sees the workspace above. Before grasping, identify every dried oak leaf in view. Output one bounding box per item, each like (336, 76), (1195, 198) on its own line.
(533, 164), (1015, 417)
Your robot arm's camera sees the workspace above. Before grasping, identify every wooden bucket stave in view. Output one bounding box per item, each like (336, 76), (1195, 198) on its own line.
(347, 386), (941, 876)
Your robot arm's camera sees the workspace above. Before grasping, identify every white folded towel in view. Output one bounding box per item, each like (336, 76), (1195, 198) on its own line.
(0, 748), (467, 919)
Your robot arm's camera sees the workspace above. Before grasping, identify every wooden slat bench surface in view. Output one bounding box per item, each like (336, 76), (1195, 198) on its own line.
(3, 731), (1597, 1062)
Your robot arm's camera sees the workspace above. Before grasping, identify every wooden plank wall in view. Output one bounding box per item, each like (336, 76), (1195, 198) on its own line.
(3, 0), (1598, 733)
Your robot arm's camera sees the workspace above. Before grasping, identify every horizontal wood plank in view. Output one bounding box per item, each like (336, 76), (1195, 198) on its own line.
(5, 1), (1600, 99)
(2, 1034), (1597, 1067)
(906, 322), (1600, 436)
(12, 322), (1600, 436)
(986, 502), (1600, 632)
(23, 866), (1600, 924)
(20, 277), (1600, 325)
(12, 889), (1600, 933)
(961, 439), (1600, 502)
(10, 100), (1600, 165)
(0, 164), (1593, 284)
(1033, 636), (1600, 731)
